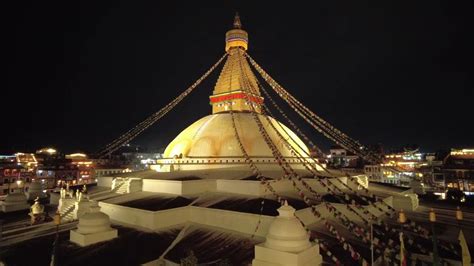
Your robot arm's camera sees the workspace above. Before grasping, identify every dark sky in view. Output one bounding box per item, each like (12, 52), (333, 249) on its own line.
(4, 1), (473, 154)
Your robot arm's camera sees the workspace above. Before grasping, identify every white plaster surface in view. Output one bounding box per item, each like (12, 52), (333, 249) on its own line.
(70, 228), (118, 247)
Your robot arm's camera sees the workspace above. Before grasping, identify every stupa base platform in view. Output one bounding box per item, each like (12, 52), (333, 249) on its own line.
(1, 203), (30, 213)
(253, 243), (322, 266)
(70, 228), (118, 247)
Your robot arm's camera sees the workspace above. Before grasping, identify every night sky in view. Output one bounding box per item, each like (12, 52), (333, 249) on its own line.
(4, 1), (473, 155)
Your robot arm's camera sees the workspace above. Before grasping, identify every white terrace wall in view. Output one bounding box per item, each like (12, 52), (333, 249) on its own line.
(142, 179), (215, 195)
(143, 180), (184, 194)
(99, 202), (275, 237)
(99, 201), (157, 229)
(188, 206), (274, 237)
(367, 196), (393, 217)
(269, 177), (351, 195)
(216, 180), (265, 196)
(182, 180), (215, 195)
(139, 176), (365, 197)
(97, 176), (114, 188)
(351, 175), (369, 189)
(99, 201), (376, 238)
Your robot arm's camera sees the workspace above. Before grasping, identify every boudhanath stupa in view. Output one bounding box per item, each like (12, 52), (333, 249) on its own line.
(1, 14), (471, 266)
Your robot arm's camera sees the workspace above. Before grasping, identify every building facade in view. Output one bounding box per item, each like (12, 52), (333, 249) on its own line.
(443, 149), (474, 192)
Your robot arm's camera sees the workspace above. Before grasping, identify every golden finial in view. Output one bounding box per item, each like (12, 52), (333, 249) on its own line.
(233, 12), (242, 29)
(398, 209), (407, 224)
(456, 206), (463, 221)
(429, 208), (436, 222)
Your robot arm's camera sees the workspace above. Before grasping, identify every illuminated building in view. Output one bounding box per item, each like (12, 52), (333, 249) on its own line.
(66, 153), (94, 184)
(14, 153), (37, 171)
(36, 158), (80, 189)
(36, 147), (57, 156)
(419, 152), (446, 189)
(0, 154), (35, 195)
(365, 148), (427, 186)
(443, 149), (474, 191)
(326, 146), (361, 170)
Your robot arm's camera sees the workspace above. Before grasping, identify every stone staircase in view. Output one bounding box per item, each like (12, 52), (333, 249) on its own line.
(115, 182), (128, 194)
(111, 178), (127, 194)
(111, 177), (142, 194)
(59, 202), (76, 222)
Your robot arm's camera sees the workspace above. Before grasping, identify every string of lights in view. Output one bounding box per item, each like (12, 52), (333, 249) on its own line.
(98, 53), (228, 157)
(234, 49), (366, 260)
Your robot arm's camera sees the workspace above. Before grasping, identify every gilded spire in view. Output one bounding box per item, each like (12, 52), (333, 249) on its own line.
(233, 12), (242, 29)
(210, 14), (263, 114)
(225, 13), (248, 52)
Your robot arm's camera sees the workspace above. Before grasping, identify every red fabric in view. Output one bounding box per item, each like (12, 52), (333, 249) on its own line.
(210, 92), (263, 104)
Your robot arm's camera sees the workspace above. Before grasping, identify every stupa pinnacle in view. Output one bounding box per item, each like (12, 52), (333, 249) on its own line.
(211, 14), (263, 114)
(158, 14), (314, 173)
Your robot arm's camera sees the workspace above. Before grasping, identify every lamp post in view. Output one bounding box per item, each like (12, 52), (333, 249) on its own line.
(399, 209), (407, 266)
(456, 206), (471, 266)
(50, 210), (61, 266)
(429, 208), (440, 266)
(370, 217), (374, 266)
(456, 206), (463, 222)
(0, 218), (3, 245)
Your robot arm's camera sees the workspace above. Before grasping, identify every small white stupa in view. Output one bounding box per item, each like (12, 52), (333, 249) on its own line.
(25, 180), (46, 201)
(70, 201), (118, 247)
(252, 201), (322, 266)
(0, 189), (30, 213)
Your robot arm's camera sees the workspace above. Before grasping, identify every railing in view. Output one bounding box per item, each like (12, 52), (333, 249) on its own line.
(155, 156), (320, 165)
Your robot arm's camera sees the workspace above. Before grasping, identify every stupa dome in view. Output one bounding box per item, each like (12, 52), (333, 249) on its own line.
(77, 202), (113, 234)
(163, 112), (309, 159)
(264, 201), (312, 252)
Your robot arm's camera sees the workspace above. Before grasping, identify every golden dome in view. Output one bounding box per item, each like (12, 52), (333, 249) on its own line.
(163, 112), (309, 158)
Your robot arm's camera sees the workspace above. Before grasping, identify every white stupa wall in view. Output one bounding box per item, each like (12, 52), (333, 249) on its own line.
(140, 176), (362, 197)
(74, 200), (93, 220)
(142, 179), (215, 195)
(128, 178), (143, 193)
(392, 193), (419, 211)
(0, 192), (30, 213)
(97, 176), (114, 188)
(99, 198), (386, 242)
(99, 202), (275, 237)
(70, 229), (117, 247)
(70, 202), (118, 247)
(253, 202), (322, 266)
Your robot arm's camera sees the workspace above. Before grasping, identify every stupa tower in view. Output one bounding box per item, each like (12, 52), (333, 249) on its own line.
(158, 14), (317, 174)
(210, 13), (263, 114)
